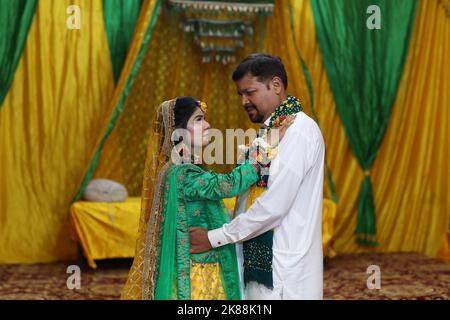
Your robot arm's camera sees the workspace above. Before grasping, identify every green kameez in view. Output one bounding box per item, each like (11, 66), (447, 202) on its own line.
(153, 161), (258, 299)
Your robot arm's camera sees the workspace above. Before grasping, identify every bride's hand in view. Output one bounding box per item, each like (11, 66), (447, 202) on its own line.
(266, 115), (296, 147)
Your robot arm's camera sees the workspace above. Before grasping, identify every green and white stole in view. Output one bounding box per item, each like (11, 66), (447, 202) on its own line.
(242, 95), (303, 289)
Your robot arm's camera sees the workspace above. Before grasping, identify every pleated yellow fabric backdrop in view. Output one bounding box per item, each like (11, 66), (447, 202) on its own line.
(267, 0), (449, 257)
(93, 0), (449, 259)
(0, 0), (115, 263)
(327, 0), (449, 256)
(90, 4), (261, 196)
(0, 0), (447, 264)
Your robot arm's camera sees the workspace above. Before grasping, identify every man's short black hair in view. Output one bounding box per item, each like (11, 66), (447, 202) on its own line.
(232, 53), (288, 89)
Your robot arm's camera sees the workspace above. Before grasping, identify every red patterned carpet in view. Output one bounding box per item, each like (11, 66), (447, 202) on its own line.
(323, 253), (450, 299)
(0, 253), (448, 300)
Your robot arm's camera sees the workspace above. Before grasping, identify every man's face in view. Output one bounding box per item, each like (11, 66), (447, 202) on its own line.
(235, 74), (281, 123)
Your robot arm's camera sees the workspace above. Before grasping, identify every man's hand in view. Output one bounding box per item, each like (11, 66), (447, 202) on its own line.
(189, 227), (213, 253)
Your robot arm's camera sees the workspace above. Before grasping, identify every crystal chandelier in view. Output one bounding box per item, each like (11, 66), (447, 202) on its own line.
(168, 0), (275, 64)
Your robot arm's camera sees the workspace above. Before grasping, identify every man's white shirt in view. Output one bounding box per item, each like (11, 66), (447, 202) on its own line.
(208, 112), (325, 299)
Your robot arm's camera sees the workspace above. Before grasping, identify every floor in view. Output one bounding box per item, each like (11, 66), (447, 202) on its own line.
(0, 253), (448, 300)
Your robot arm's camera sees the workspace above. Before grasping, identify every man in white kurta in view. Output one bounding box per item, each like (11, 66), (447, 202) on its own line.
(189, 53), (325, 300)
(209, 110), (325, 300)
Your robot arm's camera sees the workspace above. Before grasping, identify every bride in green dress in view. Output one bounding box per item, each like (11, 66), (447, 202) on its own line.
(121, 97), (291, 300)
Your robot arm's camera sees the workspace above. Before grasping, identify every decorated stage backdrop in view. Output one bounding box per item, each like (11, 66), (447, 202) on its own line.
(0, 0), (449, 264)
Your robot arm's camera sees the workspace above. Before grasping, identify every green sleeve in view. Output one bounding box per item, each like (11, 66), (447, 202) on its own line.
(184, 161), (258, 201)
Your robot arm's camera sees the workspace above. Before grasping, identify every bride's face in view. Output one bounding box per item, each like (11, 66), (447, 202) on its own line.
(186, 107), (210, 148)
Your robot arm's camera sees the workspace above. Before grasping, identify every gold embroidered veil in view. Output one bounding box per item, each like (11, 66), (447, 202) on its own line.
(120, 99), (176, 300)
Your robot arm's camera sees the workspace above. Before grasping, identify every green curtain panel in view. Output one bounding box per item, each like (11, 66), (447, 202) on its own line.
(103, 0), (143, 83)
(287, 0), (337, 203)
(311, 0), (417, 245)
(0, 0), (38, 108)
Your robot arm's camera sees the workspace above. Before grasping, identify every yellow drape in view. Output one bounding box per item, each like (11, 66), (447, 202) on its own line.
(91, 4), (260, 195)
(2, 0), (446, 264)
(91, 0), (449, 258)
(0, 0), (115, 263)
(328, 0), (449, 256)
(265, 0), (449, 256)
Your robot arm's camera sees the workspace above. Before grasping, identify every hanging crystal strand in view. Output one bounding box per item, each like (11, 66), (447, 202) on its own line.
(169, 0), (275, 64)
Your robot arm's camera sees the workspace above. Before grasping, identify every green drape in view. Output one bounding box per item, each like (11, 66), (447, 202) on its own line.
(0, 0), (37, 108)
(287, 0), (337, 203)
(311, 0), (417, 245)
(103, 0), (143, 83)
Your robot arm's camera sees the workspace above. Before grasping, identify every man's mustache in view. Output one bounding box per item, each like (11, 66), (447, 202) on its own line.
(244, 104), (256, 111)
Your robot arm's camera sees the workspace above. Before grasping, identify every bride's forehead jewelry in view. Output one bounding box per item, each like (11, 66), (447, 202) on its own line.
(198, 101), (208, 113)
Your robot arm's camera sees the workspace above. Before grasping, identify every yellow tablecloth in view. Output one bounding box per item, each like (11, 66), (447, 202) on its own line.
(437, 231), (450, 264)
(70, 197), (337, 269)
(70, 198), (141, 269)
